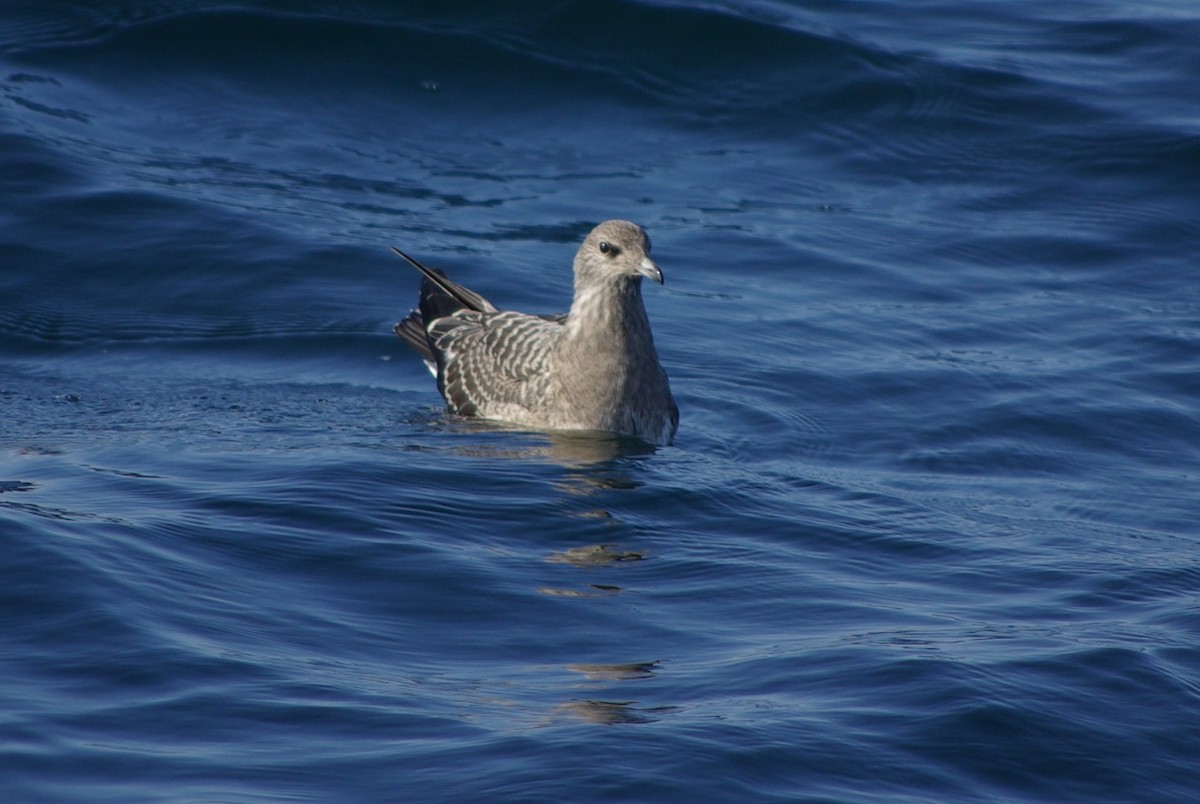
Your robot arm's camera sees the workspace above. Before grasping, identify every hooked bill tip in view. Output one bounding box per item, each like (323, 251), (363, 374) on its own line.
(639, 256), (664, 285)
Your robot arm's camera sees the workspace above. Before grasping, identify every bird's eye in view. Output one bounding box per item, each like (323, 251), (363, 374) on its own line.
(598, 241), (616, 256)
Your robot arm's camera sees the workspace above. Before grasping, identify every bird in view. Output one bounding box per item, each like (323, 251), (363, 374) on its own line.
(393, 220), (678, 445)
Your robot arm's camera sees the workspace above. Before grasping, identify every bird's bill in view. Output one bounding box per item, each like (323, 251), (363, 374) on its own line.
(638, 256), (664, 285)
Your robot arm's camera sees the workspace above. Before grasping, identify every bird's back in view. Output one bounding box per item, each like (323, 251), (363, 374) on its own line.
(393, 256), (564, 420)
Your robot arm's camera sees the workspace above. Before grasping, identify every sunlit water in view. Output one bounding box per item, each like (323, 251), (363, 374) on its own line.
(2, 2), (1199, 800)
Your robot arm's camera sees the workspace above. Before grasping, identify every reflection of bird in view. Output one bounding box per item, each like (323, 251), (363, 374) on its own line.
(555, 699), (676, 725)
(394, 220), (678, 444)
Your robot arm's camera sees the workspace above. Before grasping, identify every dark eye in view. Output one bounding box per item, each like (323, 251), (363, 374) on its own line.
(598, 241), (617, 256)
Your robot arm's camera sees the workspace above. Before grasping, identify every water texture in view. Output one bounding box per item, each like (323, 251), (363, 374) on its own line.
(2, 1), (1198, 800)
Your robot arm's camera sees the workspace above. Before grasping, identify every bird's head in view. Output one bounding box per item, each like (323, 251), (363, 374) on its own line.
(574, 220), (663, 287)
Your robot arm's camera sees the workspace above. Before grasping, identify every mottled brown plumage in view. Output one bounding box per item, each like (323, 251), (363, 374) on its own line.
(394, 220), (678, 444)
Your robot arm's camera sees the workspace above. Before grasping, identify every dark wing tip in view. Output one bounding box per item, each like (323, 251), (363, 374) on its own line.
(390, 246), (498, 315)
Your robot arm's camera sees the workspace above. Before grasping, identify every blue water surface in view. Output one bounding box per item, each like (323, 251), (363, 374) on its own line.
(2, 1), (1199, 801)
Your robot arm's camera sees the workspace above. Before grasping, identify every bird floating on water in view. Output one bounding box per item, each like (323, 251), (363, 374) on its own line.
(393, 220), (678, 445)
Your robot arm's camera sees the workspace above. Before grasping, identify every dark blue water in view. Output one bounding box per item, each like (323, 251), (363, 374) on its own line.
(3, 1), (1199, 800)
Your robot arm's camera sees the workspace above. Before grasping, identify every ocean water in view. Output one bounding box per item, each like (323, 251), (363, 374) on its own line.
(2, 0), (1199, 800)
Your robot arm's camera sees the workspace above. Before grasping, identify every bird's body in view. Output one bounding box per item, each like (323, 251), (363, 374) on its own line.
(394, 220), (678, 445)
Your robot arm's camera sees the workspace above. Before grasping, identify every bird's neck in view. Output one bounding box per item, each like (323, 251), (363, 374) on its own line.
(564, 277), (650, 348)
